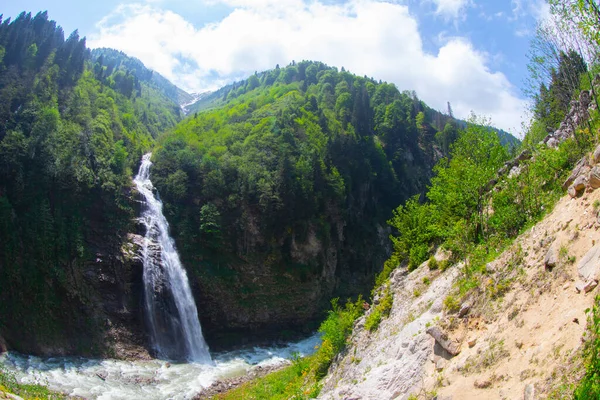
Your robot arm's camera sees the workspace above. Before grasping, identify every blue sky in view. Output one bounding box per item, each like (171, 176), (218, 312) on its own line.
(2, 1), (549, 134)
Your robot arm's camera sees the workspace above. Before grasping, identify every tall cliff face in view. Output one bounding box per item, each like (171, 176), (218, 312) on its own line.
(0, 12), (182, 357)
(150, 62), (449, 345)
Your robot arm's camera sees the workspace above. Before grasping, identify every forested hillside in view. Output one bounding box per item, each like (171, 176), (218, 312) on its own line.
(0, 11), (518, 355)
(149, 61), (497, 342)
(0, 11), (181, 355)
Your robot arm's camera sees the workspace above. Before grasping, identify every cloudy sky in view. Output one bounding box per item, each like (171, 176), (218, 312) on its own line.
(4, 0), (550, 134)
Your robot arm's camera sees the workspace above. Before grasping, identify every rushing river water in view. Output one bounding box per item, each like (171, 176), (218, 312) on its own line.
(0, 334), (320, 399)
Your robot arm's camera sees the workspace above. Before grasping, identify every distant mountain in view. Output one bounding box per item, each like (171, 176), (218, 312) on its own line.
(185, 66), (520, 149)
(90, 48), (188, 137)
(91, 48), (193, 106)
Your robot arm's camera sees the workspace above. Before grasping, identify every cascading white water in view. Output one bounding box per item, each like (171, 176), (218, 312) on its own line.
(133, 153), (211, 363)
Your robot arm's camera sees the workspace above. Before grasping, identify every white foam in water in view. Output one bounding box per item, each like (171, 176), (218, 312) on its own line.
(0, 334), (321, 400)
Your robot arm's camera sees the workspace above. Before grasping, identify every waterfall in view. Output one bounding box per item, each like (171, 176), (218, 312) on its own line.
(133, 153), (211, 363)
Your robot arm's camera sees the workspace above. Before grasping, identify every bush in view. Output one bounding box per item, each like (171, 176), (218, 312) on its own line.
(428, 256), (438, 270)
(408, 243), (429, 271)
(314, 296), (364, 378)
(443, 295), (460, 313)
(365, 285), (393, 332)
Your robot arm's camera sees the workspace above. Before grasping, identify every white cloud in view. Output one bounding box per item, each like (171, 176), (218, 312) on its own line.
(431, 0), (471, 19)
(88, 0), (527, 133)
(511, 0), (550, 22)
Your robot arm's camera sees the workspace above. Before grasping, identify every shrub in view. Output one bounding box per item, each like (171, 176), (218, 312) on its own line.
(365, 286), (393, 332)
(443, 295), (460, 313)
(409, 243), (429, 271)
(428, 256), (438, 270)
(314, 296), (364, 378)
(574, 296), (600, 399)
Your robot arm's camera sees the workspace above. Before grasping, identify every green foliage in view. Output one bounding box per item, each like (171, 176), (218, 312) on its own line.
(315, 296), (364, 378)
(575, 295), (600, 399)
(443, 295), (460, 313)
(387, 117), (509, 272)
(150, 61), (453, 311)
(217, 296), (364, 399)
(428, 255), (439, 270)
(0, 11), (168, 353)
(365, 285), (393, 332)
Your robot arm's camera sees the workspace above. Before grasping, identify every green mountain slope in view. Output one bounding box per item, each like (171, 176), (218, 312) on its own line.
(90, 48), (186, 137)
(0, 11), (164, 356)
(150, 61), (454, 343)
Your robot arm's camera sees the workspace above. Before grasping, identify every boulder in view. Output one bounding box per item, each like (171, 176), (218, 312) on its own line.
(568, 175), (588, 198)
(578, 245), (600, 281)
(589, 166), (600, 189)
(426, 326), (461, 356)
(509, 166), (522, 179)
(585, 279), (599, 293)
(563, 157), (589, 190)
(544, 243), (560, 270)
(458, 302), (472, 318)
(517, 149), (532, 161)
(568, 185), (578, 198)
(574, 175), (588, 191)
(593, 144), (600, 164)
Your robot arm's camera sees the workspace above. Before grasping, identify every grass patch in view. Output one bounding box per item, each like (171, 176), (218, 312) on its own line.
(574, 295), (600, 399)
(216, 296), (365, 399)
(0, 365), (65, 399)
(365, 285), (393, 332)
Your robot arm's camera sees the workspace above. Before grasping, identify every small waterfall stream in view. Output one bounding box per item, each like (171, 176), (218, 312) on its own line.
(133, 153), (211, 363)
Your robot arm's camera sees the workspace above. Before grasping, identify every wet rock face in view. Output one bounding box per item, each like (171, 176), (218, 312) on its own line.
(80, 229), (149, 359)
(187, 221), (390, 349)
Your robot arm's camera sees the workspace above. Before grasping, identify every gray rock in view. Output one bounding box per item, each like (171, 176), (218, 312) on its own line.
(539, 235), (555, 248)
(578, 245), (600, 281)
(524, 383), (535, 400)
(544, 243), (560, 270)
(547, 137), (559, 148)
(584, 279), (599, 293)
(573, 175), (588, 191)
(509, 165), (522, 178)
(458, 302), (471, 318)
(563, 157), (590, 190)
(589, 166), (600, 189)
(430, 298), (444, 313)
(426, 326), (461, 356)
(435, 357), (446, 371)
(568, 185), (578, 198)
(594, 145), (600, 164)
(517, 149), (532, 161)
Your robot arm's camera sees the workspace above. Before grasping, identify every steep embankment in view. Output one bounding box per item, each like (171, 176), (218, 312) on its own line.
(318, 183), (600, 399)
(318, 134), (600, 399)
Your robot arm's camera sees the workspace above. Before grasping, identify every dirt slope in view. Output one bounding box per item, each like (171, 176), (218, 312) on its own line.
(319, 181), (600, 400)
